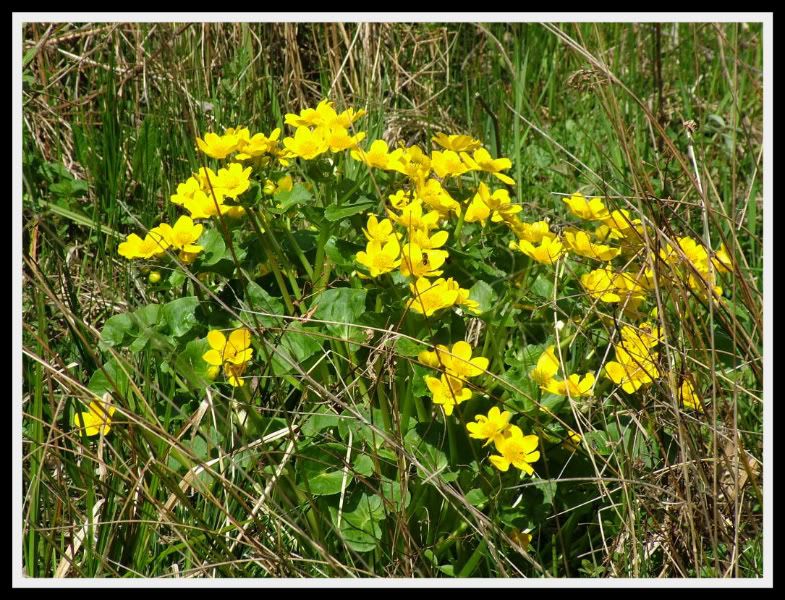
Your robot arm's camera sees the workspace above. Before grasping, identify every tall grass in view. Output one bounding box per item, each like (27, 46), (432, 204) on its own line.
(21, 22), (763, 578)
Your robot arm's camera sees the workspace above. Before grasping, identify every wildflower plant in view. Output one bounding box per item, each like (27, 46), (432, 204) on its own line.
(48, 65), (758, 578)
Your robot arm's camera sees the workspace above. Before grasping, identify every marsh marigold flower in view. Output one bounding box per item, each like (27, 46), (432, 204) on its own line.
(467, 406), (511, 446)
(461, 148), (516, 185)
(563, 192), (610, 221)
(425, 374), (472, 416)
(73, 395), (116, 437)
(431, 132), (483, 153)
(510, 235), (566, 265)
(356, 238), (402, 278)
(407, 277), (460, 316)
(490, 425), (540, 474)
(202, 328), (253, 387)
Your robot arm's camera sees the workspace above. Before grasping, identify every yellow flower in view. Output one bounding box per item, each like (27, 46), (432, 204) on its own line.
(350, 139), (403, 170)
(388, 189), (413, 210)
(156, 216), (204, 254)
(73, 396), (116, 437)
(603, 209), (643, 238)
(563, 228), (620, 261)
(235, 128), (282, 160)
(580, 267), (622, 303)
(400, 243), (448, 279)
(604, 342), (659, 394)
(264, 174), (293, 196)
(461, 148), (515, 185)
(530, 345), (559, 386)
(170, 177), (204, 207)
(509, 219), (556, 243)
(467, 406), (512, 446)
(510, 236), (566, 265)
(464, 182), (521, 225)
(324, 126), (366, 152)
(363, 215), (399, 243)
(679, 377), (703, 413)
(336, 106), (367, 128)
(389, 145), (431, 183)
(203, 329), (253, 387)
(181, 190), (227, 220)
(283, 126), (330, 160)
(408, 228), (449, 250)
(387, 199), (441, 232)
(543, 372), (595, 398)
(420, 341), (489, 380)
(214, 163), (253, 199)
(196, 128), (248, 159)
(425, 374), (472, 416)
(117, 228), (170, 259)
(489, 425), (540, 474)
(712, 243), (732, 273)
(356, 238), (402, 277)
(430, 149), (471, 178)
(620, 321), (662, 351)
(562, 430), (582, 452)
(563, 192), (610, 221)
(431, 132), (483, 153)
(415, 178), (461, 217)
(510, 529), (533, 550)
(407, 277), (460, 316)
(148, 270), (162, 284)
(284, 99), (339, 128)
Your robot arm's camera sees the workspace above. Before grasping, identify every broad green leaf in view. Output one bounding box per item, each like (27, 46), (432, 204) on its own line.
(468, 280), (496, 315)
(100, 313), (134, 348)
(324, 199), (375, 222)
(245, 281), (286, 327)
(270, 324), (323, 376)
(162, 296), (200, 337)
(312, 287), (367, 340)
(174, 338), (213, 390)
(297, 442), (351, 496)
(272, 183), (312, 213)
(337, 493), (384, 552)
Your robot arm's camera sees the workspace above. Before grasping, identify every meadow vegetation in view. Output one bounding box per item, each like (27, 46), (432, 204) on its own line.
(21, 22), (763, 578)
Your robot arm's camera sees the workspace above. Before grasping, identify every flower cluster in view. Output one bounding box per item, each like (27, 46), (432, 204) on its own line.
(418, 341), (488, 415)
(466, 406), (541, 474)
(283, 99), (367, 159)
(202, 328), (253, 387)
(118, 215), (204, 263)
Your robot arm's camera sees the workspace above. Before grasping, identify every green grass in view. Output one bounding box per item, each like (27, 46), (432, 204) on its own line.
(21, 22), (763, 578)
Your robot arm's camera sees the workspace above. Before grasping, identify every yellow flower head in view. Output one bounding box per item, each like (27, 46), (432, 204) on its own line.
(420, 341), (489, 381)
(530, 345), (559, 386)
(415, 178), (461, 217)
(387, 199), (441, 232)
(563, 228), (620, 262)
(581, 267), (622, 303)
(73, 395), (116, 437)
(430, 149), (471, 179)
(425, 374), (472, 416)
(214, 163), (253, 200)
(509, 219), (556, 244)
(235, 128), (282, 160)
(679, 377), (704, 413)
(400, 243), (448, 279)
(563, 192), (610, 221)
(356, 238), (402, 278)
(203, 328), (253, 371)
(604, 342), (659, 394)
(461, 148), (515, 185)
(389, 145), (431, 183)
(407, 277), (460, 316)
(712, 243), (732, 273)
(324, 126), (367, 152)
(388, 189), (413, 210)
(466, 406), (512, 446)
(156, 215), (204, 254)
(489, 426), (540, 474)
(409, 228), (449, 250)
(510, 236), (566, 265)
(170, 177), (204, 207)
(350, 139), (403, 171)
(432, 132), (483, 153)
(117, 228), (170, 260)
(543, 372), (596, 398)
(283, 126), (330, 160)
(363, 214), (399, 244)
(562, 430), (582, 452)
(263, 174), (294, 196)
(196, 128), (248, 159)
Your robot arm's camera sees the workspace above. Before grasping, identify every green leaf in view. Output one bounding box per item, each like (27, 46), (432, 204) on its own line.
(162, 296), (200, 338)
(337, 493), (384, 552)
(245, 281), (286, 327)
(468, 280), (496, 315)
(174, 338), (213, 390)
(198, 228), (227, 266)
(297, 443), (351, 496)
(312, 287), (367, 340)
(378, 478), (411, 511)
(465, 488), (488, 507)
(352, 453), (375, 477)
(324, 198), (375, 222)
(272, 183), (312, 213)
(533, 479), (557, 507)
(270, 324), (323, 376)
(324, 236), (363, 269)
(88, 358), (130, 400)
(394, 337), (425, 357)
(100, 313), (134, 348)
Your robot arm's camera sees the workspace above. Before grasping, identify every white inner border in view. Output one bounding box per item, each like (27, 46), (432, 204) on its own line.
(12, 11), (773, 588)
